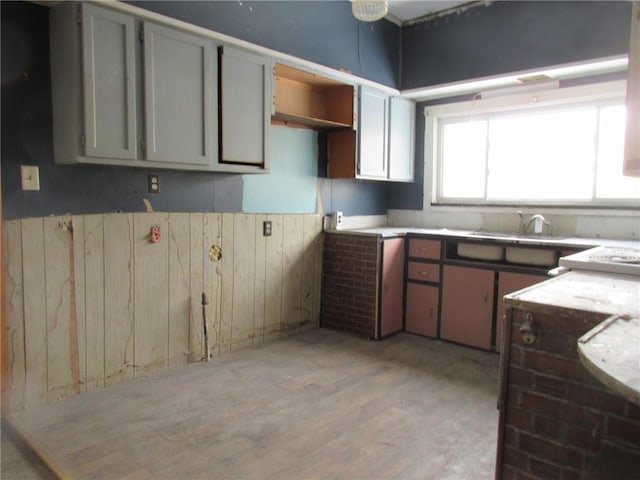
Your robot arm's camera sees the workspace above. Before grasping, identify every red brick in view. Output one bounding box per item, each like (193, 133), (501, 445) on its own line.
(566, 422), (603, 453)
(520, 390), (586, 425)
(504, 446), (528, 470)
(508, 386), (522, 406)
(606, 416), (640, 447)
(523, 310), (603, 337)
(523, 350), (588, 382)
(507, 405), (532, 429)
(514, 470), (539, 480)
(561, 469), (582, 480)
(533, 414), (564, 441)
(510, 345), (524, 367)
(566, 383), (626, 416)
(536, 330), (571, 354)
(529, 458), (562, 478)
(627, 400), (640, 420)
(505, 425), (519, 447)
(510, 367), (534, 388)
(502, 465), (517, 480)
(519, 432), (584, 470)
(534, 374), (566, 398)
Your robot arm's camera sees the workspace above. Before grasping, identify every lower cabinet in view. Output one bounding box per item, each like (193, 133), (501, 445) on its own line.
(405, 283), (439, 338)
(380, 238), (405, 337)
(440, 265), (495, 350)
(495, 272), (544, 352)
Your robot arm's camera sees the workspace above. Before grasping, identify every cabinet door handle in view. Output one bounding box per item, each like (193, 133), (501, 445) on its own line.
(419, 247), (429, 252)
(420, 271), (429, 276)
(483, 291), (489, 303)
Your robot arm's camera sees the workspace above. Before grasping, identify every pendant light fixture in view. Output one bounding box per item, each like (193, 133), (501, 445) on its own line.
(352, 0), (388, 22)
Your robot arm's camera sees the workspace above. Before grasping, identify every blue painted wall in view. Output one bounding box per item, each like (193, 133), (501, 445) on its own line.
(1, 1), (396, 220)
(243, 127), (319, 214)
(401, 1), (631, 89)
(129, 1), (400, 88)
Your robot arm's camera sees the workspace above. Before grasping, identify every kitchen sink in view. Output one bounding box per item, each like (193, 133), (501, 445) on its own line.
(505, 247), (559, 266)
(457, 243), (504, 261)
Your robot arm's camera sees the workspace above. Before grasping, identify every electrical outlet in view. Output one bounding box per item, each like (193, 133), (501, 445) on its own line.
(263, 221), (272, 237)
(21, 165), (40, 191)
(148, 174), (159, 193)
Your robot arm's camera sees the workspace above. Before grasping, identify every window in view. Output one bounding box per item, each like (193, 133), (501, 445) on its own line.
(427, 80), (640, 207)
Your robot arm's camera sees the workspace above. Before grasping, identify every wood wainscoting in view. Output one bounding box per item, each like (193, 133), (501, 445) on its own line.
(3, 212), (322, 412)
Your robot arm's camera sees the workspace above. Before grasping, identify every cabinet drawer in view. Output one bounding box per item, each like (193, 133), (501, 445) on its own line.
(407, 262), (440, 283)
(408, 239), (441, 260)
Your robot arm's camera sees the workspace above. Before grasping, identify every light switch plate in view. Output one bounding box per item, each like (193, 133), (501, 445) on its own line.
(21, 165), (40, 191)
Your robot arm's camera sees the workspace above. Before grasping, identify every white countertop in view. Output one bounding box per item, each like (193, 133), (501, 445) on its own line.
(325, 226), (640, 250)
(578, 315), (640, 406)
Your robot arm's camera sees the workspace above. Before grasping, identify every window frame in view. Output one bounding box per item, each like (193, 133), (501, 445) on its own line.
(424, 79), (638, 210)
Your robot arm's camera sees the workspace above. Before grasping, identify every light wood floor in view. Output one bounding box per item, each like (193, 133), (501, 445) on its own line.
(5, 329), (499, 479)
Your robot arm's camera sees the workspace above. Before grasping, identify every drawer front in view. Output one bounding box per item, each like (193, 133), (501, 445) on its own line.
(408, 239), (441, 260)
(407, 261), (440, 283)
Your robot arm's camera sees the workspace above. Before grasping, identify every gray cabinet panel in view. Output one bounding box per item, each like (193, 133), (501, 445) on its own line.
(144, 23), (215, 166)
(388, 97), (415, 181)
(221, 46), (272, 166)
(82, 4), (137, 160)
(358, 88), (388, 179)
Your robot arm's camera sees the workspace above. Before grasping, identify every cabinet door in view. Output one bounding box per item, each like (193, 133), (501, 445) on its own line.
(388, 96), (415, 182)
(405, 283), (438, 338)
(380, 238), (404, 337)
(82, 4), (137, 160)
(220, 46), (272, 166)
(358, 88), (388, 179)
(144, 23), (215, 166)
(495, 272), (543, 352)
(441, 265), (494, 350)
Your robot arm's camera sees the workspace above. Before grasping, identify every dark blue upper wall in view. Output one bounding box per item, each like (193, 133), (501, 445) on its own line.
(128, 1), (401, 88)
(390, 1), (633, 211)
(401, 1), (632, 89)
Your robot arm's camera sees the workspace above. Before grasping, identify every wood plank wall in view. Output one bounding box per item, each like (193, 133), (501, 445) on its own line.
(3, 212), (323, 412)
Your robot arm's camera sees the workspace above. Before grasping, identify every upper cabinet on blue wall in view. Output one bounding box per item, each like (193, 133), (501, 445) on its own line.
(220, 46), (273, 169)
(327, 88), (415, 182)
(50, 2), (272, 173)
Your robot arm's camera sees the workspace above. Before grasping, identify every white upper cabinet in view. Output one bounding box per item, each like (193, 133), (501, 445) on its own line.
(327, 88), (415, 182)
(81, 4), (137, 161)
(50, 3), (271, 173)
(220, 46), (272, 168)
(143, 22), (216, 166)
(388, 96), (415, 182)
(358, 87), (389, 179)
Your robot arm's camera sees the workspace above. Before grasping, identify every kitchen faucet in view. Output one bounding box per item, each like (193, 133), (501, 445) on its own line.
(518, 211), (552, 236)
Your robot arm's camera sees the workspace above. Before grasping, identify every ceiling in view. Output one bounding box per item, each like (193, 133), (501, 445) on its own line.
(385, 0), (476, 24)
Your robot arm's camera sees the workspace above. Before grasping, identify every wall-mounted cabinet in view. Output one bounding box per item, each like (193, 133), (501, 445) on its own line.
(388, 97), (415, 181)
(220, 46), (272, 168)
(50, 2), (270, 173)
(143, 22), (216, 167)
(272, 63), (355, 129)
(327, 89), (415, 182)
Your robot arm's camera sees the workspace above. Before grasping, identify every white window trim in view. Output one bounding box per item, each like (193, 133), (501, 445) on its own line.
(423, 79), (637, 213)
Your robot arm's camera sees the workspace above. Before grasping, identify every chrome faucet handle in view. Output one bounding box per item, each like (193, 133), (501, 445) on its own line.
(517, 210), (526, 234)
